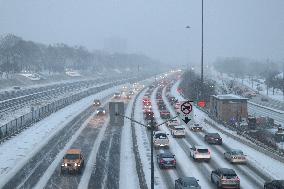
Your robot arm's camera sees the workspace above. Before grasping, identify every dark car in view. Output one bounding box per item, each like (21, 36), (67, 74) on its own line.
(93, 99), (101, 106)
(211, 168), (240, 189)
(113, 92), (121, 98)
(144, 111), (154, 120)
(145, 119), (158, 130)
(96, 107), (106, 115)
(158, 104), (167, 111)
(157, 152), (176, 169)
(175, 177), (201, 189)
(160, 110), (171, 119)
(205, 133), (222, 145)
(264, 180), (284, 189)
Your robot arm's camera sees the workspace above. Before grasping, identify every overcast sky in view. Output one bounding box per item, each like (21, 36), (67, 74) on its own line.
(0, 0), (283, 65)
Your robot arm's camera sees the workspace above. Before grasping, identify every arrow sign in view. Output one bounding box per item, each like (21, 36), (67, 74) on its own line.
(178, 100), (193, 125)
(182, 117), (191, 124)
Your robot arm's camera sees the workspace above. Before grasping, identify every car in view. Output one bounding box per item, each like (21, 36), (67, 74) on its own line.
(153, 131), (169, 148)
(174, 102), (180, 110)
(144, 110), (154, 120)
(125, 94), (132, 99)
(96, 107), (106, 115)
(128, 91), (135, 95)
(167, 119), (179, 129)
(190, 123), (203, 132)
(160, 110), (171, 119)
(264, 180), (284, 189)
(145, 119), (158, 130)
(113, 92), (121, 98)
(157, 152), (176, 169)
(158, 104), (167, 110)
(61, 149), (84, 174)
(143, 103), (152, 110)
(204, 133), (223, 145)
(211, 168), (240, 189)
(175, 177), (201, 189)
(13, 86), (21, 90)
(224, 149), (247, 164)
(190, 145), (211, 162)
(93, 99), (101, 106)
(171, 125), (185, 138)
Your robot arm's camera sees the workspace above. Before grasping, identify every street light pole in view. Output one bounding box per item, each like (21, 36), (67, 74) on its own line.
(200, 0), (204, 100)
(150, 117), (155, 189)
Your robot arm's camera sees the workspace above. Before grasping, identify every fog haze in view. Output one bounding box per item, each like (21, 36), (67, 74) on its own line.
(0, 0), (283, 65)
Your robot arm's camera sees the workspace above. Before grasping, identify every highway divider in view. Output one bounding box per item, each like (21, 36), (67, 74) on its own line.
(0, 75), (148, 144)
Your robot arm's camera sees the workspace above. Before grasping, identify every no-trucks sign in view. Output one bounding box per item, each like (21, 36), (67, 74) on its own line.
(179, 101), (193, 125)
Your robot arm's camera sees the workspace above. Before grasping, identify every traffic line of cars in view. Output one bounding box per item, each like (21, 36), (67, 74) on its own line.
(166, 82), (284, 189)
(60, 84), (139, 175)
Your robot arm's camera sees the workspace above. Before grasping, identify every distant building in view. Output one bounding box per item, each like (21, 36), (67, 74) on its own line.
(209, 94), (248, 124)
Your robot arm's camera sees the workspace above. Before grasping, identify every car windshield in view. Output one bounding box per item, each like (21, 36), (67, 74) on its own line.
(161, 154), (174, 158)
(184, 180), (199, 187)
(64, 154), (80, 160)
(209, 133), (220, 138)
(155, 133), (167, 139)
(231, 150), (244, 155)
(223, 173), (237, 179)
(174, 127), (184, 130)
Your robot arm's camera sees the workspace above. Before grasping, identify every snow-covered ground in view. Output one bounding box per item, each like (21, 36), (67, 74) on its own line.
(0, 85), (121, 188)
(171, 80), (284, 181)
(211, 68), (284, 102)
(119, 94), (140, 189)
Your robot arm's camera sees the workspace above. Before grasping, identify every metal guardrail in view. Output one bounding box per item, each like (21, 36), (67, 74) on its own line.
(0, 76), (146, 143)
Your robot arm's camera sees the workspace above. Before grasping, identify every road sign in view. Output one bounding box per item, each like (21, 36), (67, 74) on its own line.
(178, 101), (193, 125)
(109, 102), (124, 126)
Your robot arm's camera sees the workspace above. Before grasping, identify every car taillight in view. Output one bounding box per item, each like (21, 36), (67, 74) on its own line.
(173, 159), (176, 164)
(236, 177), (240, 181)
(194, 151), (198, 154)
(160, 160), (165, 163)
(208, 150), (211, 154)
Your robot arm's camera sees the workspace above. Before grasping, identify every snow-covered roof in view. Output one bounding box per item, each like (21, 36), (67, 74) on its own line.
(212, 94), (248, 100)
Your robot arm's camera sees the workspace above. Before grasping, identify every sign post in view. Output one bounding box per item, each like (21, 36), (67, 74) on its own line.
(179, 100), (193, 125)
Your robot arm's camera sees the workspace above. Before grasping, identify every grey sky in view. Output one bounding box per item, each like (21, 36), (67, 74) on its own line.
(0, 0), (283, 65)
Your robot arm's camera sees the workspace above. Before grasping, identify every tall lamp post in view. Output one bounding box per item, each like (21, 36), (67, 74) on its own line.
(185, 25), (191, 72)
(200, 0), (204, 100)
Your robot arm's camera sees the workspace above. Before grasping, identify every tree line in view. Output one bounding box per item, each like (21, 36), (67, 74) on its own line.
(179, 70), (216, 105)
(0, 34), (160, 77)
(213, 57), (284, 95)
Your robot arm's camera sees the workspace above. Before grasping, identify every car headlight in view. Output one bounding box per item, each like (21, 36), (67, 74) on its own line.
(75, 163), (78, 166)
(64, 163), (67, 166)
(103, 111), (106, 113)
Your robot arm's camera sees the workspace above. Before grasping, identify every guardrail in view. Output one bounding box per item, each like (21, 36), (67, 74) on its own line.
(0, 75), (146, 143)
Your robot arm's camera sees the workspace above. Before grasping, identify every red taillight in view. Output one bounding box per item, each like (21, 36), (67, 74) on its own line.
(208, 150), (211, 154)
(160, 160), (165, 163)
(236, 177), (240, 181)
(173, 159), (176, 164)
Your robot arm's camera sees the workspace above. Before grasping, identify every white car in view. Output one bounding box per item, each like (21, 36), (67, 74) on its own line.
(224, 149), (247, 164)
(190, 145), (211, 162)
(171, 126), (185, 138)
(153, 131), (169, 149)
(190, 123), (203, 132)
